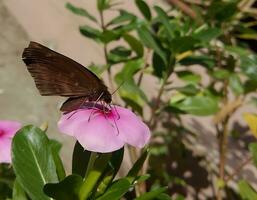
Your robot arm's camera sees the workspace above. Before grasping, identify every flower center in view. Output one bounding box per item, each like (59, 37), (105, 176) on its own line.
(0, 129), (4, 137)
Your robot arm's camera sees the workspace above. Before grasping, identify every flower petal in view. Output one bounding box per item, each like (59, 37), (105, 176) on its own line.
(0, 120), (21, 138)
(59, 109), (125, 153)
(114, 106), (151, 148)
(58, 109), (92, 136)
(0, 138), (12, 163)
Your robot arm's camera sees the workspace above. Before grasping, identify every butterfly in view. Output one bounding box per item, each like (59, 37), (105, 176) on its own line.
(22, 42), (112, 113)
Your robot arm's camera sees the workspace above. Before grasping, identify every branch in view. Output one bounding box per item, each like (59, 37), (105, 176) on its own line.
(166, 0), (198, 19)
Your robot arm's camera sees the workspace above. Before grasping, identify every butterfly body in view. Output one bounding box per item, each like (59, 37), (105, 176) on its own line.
(22, 42), (111, 112)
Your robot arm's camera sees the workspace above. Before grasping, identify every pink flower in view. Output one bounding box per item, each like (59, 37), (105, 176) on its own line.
(0, 120), (21, 163)
(58, 104), (150, 153)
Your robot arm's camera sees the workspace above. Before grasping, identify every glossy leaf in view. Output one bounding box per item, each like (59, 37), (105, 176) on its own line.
(12, 180), (27, 200)
(44, 175), (82, 200)
(135, 0), (151, 20)
(72, 141), (91, 177)
(49, 140), (65, 181)
(12, 125), (58, 200)
(96, 178), (131, 200)
(238, 180), (257, 200)
(171, 95), (219, 116)
(135, 187), (168, 200)
(66, 3), (97, 23)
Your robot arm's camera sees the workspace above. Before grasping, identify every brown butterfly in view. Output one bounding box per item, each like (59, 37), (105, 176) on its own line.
(22, 42), (111, 112)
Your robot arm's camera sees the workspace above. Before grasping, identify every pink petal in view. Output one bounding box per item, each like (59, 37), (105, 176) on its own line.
(114, 106), (151, 148)
(58, 110), (90, 136)
(59, 109), (124, 153)
(0, 121), (21, 138)
(0, 138), (12, 163)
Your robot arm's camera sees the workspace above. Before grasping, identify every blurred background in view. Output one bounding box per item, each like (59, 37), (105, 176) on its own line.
(1, 0), (257, 199)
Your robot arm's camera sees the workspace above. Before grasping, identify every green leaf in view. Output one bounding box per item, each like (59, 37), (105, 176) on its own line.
(135, 187), (168, 200)
(177, 71), (201, 84)
(49, 140), (65, 181)
(44, 175), (83, 200)
(123, 33), (144, 57)
(207, 1), (238, 22)
(135, 0), (151, 20)
(156, 193), (172, 200)
(12, 180), (27, 200)
(127, 150), (148, 183)
(174, 84), (200, 96)
(152, 51), (166, 78)
(171, 36), (199, 53)
(137, 25), (167, 65)
(229, 74), (244, 95)
(95, 148), (124, 197)
(244, 80), (257, 94)
(154, 6), (173, 40)
(12, 125), (58, 200)
(96, 178), (131, 200)
(66, 3), (97, 23)
(171, 95), (219, 116)
(79, 25), (102, 42)
(108, 10), (136, 25)
(212, 69), (230, 80)
(180, 55), (215, 69)
(238, 180), (257, 200)
(79, 153), (111, 200)
(193, 27), (221, 43)
(249, 143), (257, 167)
(108, 46), (132, 63)
(72, 141), (91, 177)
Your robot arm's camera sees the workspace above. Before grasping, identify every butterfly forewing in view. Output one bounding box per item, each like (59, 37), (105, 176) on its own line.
(22, 42), (108, 97)
(22, 42), (111, 112)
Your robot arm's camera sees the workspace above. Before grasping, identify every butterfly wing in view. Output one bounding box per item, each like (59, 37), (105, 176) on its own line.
(22, 41), (108, 97)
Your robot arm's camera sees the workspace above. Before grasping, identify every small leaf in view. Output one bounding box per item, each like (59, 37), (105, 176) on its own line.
(171, 36), (199, 53)
(135, 187), (168, 200)
(66, 3), (97, 22)
(193, 27), (221, 42)
(173, 84), (200, 96)
(238, 180), (257, 200)
(127, 150), (148, 183)
(137, 25), (167, 65)
(154, 6), (173, 40)
(212, 69), (230, 80)
(177, 71), (201, 84)
(12, 125), (58, 200)
(180, 55), (215, 69)
(97, 0), (110, 11)
(135, 0), (151, 20)
(108, 10), (136, 25)
(79, 25), (102, 42)
(243, 113), (257, 138)
(123, 33), (144, 57)
(171, 95), (219, 116)
(96, 178), (131, 200)
(229, 74), (244, 95)
(152, 51), (166, 78)
(108, 46), (132, 63)
(44, 175), (82, 200)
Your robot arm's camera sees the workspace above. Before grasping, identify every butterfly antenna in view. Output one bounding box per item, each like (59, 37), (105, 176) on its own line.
(111, 81), (125, 95)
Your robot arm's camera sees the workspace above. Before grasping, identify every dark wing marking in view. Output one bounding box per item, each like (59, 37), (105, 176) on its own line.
(22, 41), (108, 97)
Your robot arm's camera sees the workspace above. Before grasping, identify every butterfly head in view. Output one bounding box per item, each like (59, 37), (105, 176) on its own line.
(102, 91), (112, 104)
